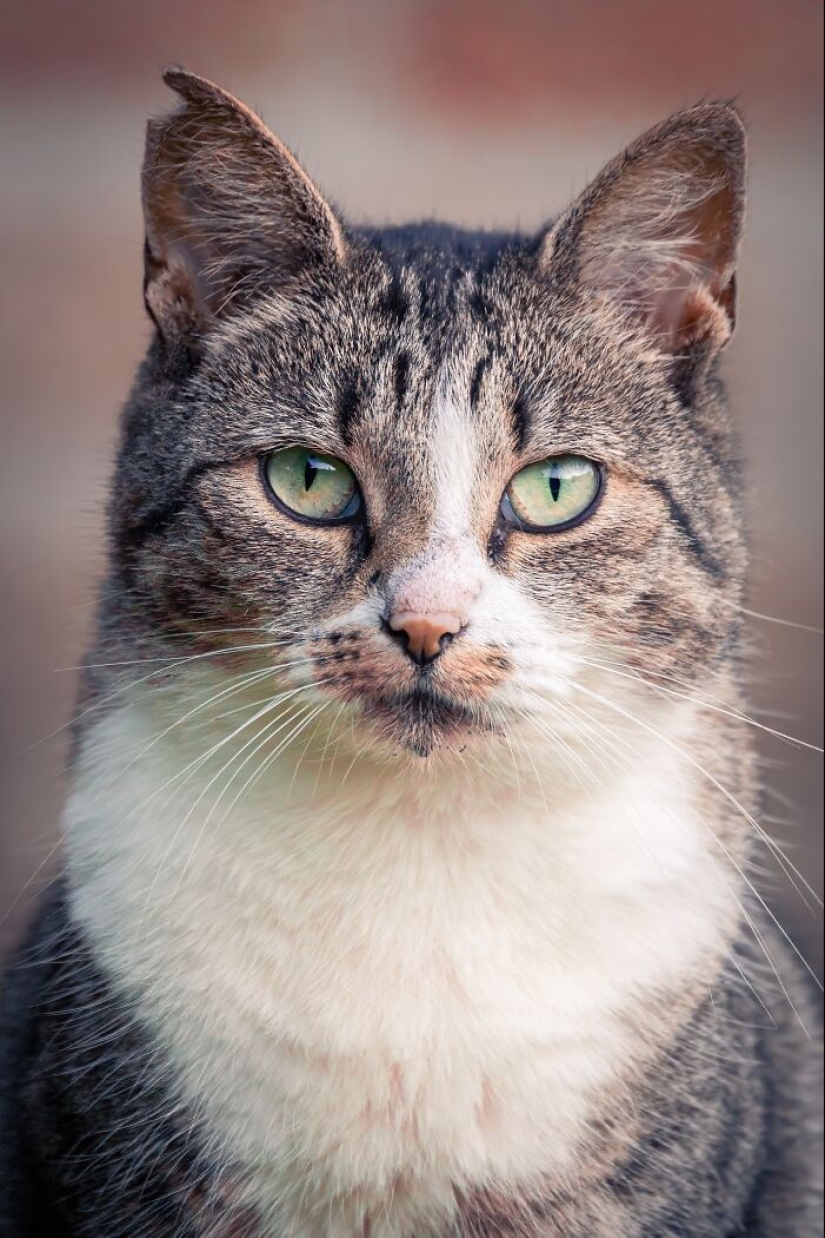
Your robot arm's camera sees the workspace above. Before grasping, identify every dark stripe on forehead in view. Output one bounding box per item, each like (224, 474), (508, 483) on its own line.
(417, 274), (431, 325)
(383, 268), (410, 324)
(393, 351), (411, 409)
(511, 388), (530, 452)
(469, 354), (489, 410)
(647, 478), (727, 582)
(337, 376), (360, 445)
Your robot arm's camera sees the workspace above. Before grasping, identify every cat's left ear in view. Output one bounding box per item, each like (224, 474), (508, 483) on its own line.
(142, 69), (346, 343)
(541, 103), (746, 358)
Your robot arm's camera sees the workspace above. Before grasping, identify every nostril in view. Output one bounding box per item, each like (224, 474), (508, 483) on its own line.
(437, 629), (457, 655)
(385, 611), (463, 665)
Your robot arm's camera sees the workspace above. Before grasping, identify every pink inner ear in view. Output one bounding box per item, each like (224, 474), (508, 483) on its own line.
(652, 286), (694, 349)
(560, 108), (746, 358)
(639, 267), (734, 355)
(581, 187), (739, 355)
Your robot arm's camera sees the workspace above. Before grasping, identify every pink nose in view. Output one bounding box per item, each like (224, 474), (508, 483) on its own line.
(387, 611), (463, 665)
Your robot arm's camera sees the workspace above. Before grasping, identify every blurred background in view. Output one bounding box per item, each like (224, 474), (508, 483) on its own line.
(1, 0), (822, 969)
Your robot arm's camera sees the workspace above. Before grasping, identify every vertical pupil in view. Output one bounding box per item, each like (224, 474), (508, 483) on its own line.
(549, 473), (561, 502)
(304, 457), (318, 492)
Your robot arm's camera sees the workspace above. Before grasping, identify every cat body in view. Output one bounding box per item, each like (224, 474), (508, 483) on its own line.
(1, 72), (822, 1236)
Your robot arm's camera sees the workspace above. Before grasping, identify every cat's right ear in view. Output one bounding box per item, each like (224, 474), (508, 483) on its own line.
(142, 69), (346, 344)
(540, 103), (746, 361)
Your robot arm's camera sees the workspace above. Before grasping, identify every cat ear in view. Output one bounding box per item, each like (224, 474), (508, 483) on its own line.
(542, 103), (746, 357)
(142, 69), (346, 341)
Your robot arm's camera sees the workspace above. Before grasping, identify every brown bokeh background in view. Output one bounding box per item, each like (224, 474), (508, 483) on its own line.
(1, 1), (822, 969)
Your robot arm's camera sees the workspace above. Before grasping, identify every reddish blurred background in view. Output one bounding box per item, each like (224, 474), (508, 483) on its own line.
(1, 0), (822, 968)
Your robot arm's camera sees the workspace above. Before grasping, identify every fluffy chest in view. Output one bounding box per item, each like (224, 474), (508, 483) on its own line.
(65, 697), (729, 1235)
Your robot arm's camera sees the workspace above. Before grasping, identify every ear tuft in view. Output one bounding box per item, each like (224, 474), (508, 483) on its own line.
(544, 103), (747, 357)
(162, 65), (225, 106)
(142, 69), (345, 344)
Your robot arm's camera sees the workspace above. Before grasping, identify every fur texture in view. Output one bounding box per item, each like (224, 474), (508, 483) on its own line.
(1, 71), (822, 1236)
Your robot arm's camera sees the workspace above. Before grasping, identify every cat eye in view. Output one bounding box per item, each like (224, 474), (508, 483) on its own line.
(263, 447), (362, 524)
(501, 454), (602, 532)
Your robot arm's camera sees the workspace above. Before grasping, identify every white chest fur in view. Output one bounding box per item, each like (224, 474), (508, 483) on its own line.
(65, 689), (730, 1236)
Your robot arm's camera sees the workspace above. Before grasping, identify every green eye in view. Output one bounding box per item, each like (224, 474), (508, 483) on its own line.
(263, 447), (362, 524)
(502, 454), (601, 531)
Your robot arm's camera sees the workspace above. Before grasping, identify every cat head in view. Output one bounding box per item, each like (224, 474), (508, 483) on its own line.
(105, 70), (747, 763)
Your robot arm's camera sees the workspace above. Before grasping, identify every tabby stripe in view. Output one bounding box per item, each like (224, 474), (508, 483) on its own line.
(120, 459), (231, 554)
(383, 268), (409, 324)
(337, 377), (360, 445)
(417, 273), (430, 325)
(469, 354), (489, 411)
(646, 478), (727, 581)
(393, 351), (411, 409)
(511, 389), (530, 452)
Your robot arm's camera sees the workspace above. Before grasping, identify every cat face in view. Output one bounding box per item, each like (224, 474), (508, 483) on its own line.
(105, 72), (747, 762)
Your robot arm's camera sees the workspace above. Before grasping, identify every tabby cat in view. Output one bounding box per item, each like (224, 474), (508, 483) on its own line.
(1, 70), (822, 1237)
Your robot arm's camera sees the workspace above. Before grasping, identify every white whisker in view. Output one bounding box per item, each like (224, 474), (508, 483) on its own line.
(565, 678), (822, 1011)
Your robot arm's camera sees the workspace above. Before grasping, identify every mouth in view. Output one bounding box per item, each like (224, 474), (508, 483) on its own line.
(362, 685), (494, 757)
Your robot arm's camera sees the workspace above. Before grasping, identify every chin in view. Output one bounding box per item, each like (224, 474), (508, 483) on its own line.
(360, 689), (495, 759)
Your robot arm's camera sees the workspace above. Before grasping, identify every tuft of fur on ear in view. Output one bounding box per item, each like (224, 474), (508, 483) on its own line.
(543, 104), (747, 358)
(142, 68), (346, 342)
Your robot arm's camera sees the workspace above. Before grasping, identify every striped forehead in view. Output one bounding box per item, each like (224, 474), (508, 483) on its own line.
(360, 351), (525, 548)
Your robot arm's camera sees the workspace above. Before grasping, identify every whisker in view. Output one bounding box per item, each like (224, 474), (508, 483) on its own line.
(136, 686), (332, 929)
(520, 659), (822, 915)
(564, 677), (822, 1013)
(0, 837), (65, 930)
(520, 694), (782, 1027)
(576, 654), (823, 753)
(79, 666), (282, 811)
(718, 598), (823, 635)
(541, 692), (792, 1031)
(22, 639), (302, 757)
(517, 680), (815, 1026)
(63, 637), (297, 672)
(312, 698), (351, 796)
(215, 701), (332, 831)
(570, 663), (823, 909)
(171, 700), (331, 899)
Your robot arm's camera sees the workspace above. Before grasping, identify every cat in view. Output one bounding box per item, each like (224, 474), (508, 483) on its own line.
(1, 68), (822, 1238)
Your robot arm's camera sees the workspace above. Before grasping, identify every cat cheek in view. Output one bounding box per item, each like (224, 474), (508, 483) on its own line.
(305, 637), (413, 703)
(433, 646), (513, 702)
(304, 628), (513, 711)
